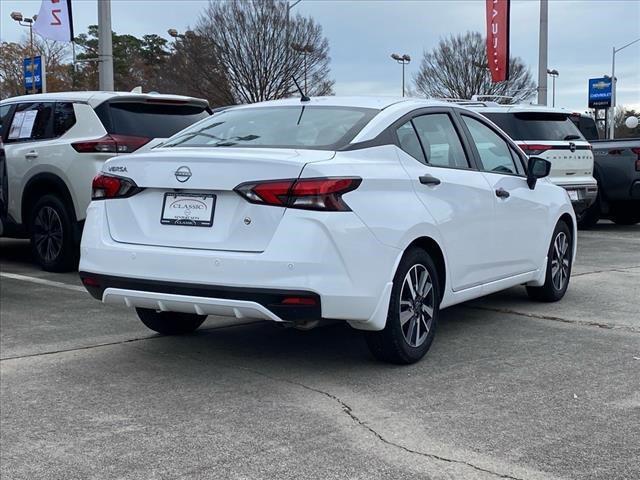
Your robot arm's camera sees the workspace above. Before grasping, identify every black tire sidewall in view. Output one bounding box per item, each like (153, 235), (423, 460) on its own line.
(29, 194), (78, 272)
(136, 308), (206, 335)
(545, 221), (573, 299)
(377, 248), (440, 364)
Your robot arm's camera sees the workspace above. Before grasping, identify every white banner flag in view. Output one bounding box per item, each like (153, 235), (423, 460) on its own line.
(33, 0), (74, 42)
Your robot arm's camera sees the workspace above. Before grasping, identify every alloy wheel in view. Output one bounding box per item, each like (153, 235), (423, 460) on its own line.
(33, 206), (63, 263)
(551, 232), (570, 291)
(399, 264), (434, 348)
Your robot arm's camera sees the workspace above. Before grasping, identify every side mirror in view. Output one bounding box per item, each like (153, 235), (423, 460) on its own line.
(527, 157), (551, 189)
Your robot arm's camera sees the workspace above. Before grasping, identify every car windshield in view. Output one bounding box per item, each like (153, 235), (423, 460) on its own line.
(162, 106), (379, 150)
(483, 112), (586, 142)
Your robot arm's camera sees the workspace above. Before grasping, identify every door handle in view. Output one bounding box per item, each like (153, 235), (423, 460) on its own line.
(25, 151), (38, 160)
(419, 174), (441, 186)
(495, 187), (510, 199)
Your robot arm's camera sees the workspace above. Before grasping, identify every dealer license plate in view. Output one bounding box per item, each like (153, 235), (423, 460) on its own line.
(567, 190), (579, 201)
(161, 193), (216, 227)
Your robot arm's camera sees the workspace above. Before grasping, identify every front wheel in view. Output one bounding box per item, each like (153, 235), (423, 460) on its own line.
(136, 308), (207, 335)
(365, 248), (440, 364)
(526, 221), (573, 302)
(611, 209), (640, 226)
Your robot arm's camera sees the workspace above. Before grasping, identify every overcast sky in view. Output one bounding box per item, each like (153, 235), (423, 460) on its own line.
(1, 0), (639, 110)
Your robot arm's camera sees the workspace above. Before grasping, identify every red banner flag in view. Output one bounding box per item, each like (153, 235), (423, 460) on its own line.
(486, 0), (510, 83)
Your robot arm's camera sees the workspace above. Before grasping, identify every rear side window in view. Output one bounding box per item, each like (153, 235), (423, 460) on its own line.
(412, 114), (469, 168)
(483, 112), (585, 142)
(462, 115), (519, 175)
(6, 103), (54, 142)
(570, 114), (599, 141)
(54, 102), (76, 137)
(95, 102), (210, 139)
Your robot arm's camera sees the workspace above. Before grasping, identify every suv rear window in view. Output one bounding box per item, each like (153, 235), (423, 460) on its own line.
(95, 101), (210, 139)
(162, 106), (379, 150)
(482, 112), (585, 142)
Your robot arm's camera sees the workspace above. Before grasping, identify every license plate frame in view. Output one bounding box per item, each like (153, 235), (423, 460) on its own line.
(161, 192), (216, 227)
(567, 189), (579, 201)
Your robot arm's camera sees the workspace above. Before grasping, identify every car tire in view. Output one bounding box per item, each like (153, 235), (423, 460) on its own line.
(365, 248), (440, 364)
(577, 195), (601, 230)
(136, 308), (207, 335)
(610, 208), (640, 226)
(29, 194), (79, 272)
(526, 221), (573, 302)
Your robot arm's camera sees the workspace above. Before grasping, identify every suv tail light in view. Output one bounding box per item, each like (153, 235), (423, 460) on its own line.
(235, 177), (361, 211)
(72, 134), (151, 154)
(517, 143), (553, 156)
(92, 173), (142, 200)
(631, 148), (640, 171)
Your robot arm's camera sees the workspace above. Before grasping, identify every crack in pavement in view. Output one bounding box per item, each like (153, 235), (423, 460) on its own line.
(233, 365), (526, 480)
(571, 265), (640, 278)
(465, 305), (640, 334)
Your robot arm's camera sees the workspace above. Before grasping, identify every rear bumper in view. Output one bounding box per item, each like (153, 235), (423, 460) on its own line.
(79, 201), (399, 328)
(79, 272), (321, 322)
(557, 183), (598, 214)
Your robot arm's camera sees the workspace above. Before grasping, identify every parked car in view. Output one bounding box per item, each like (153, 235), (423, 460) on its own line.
(569, 112), (640, 227)
(79, 96), (576, 364)
(0, 91), (211, 271)
(462, 102), (598, 219)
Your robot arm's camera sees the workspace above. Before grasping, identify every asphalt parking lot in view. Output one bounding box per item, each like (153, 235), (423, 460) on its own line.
(1, 223), (639, 480)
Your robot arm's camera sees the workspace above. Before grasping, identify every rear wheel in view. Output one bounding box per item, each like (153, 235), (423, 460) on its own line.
(526, 221), (572, 302)
(136, 308), (206, 335)
(577, 195), (601, 230)
(29, 194), (78, 272)
(365, 248), (439, 364)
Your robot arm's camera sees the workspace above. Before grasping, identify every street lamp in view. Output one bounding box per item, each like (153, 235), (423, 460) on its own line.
(546, 69), (559, 107)
(609, 37), (640, 139)
(291, 42), (314, 93)
(10, 11), (37, 94)
(391, 53), (411, 97)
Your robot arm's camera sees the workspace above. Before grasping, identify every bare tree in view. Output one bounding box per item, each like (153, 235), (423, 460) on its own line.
(196, 0), (334, 104)
(413, 31), (536, 103)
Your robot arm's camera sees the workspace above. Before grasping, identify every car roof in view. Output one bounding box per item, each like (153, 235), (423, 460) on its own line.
(230, 96), (454, 111)
(0, 91), (209, 108)
(465, 103), (575, 115)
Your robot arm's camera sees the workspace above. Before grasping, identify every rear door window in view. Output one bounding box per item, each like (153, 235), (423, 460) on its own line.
(483, 112), (585, 141)
(412, 114), (470, 168)
(6, 103), (54, 142)
(396, 121), (426, 163)
(95, 101), (210, 139)
(54, 102), (76, 137)
(1, 104), (14, 138)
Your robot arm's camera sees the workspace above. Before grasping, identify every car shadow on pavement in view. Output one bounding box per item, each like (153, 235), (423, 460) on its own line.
(0, 238), (32, 266)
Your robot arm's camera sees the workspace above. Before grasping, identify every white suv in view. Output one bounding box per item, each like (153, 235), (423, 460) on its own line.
(465, 103), (598, 216)
(80, 96), (576, 364)
(0, 92), (210, 271)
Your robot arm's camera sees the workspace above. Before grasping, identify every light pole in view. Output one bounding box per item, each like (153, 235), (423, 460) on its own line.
(547, 69), (559, 107)
(97, 0), (114, 91)
(10, 11), (37, 94)
(291, 43), (314, 93)
(537, 0), (549, 105)
(391, 53), (411, 97)
(609, 37), (640, 139)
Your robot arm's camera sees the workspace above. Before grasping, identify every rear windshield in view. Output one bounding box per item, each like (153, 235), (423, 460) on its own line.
(482, 112), (585, 142)
(570, 114), (600, 141)
(162, 106), (379, 150)
(95, 101), (210, 139)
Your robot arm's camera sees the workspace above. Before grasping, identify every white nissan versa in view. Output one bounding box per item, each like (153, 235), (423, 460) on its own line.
(80, 97), (576, 364)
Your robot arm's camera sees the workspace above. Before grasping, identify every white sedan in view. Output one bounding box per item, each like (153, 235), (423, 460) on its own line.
(79, 97), (576, 364)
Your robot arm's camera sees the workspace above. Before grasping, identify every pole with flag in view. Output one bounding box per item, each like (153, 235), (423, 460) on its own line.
(485, 0), (511, 84)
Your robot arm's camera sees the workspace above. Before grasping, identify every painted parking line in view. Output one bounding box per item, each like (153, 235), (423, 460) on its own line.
(0, 272), (86, 293)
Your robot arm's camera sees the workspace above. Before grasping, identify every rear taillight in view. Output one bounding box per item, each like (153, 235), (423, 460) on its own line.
(235, 177), (361, 211)
(517, 143), (553, 156)
(72, 134), (151, 154)
(92, 173), (142, 200)
(631, 148), (640, 171)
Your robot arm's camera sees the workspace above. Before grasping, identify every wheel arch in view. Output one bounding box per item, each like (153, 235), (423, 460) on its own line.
(22, 173), (77, 228)
(404, 236), (446, 302)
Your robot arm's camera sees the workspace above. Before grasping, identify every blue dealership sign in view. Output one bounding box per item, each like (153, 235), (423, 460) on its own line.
(23, 56), (44, 94)
(588, 77), (612, 108)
